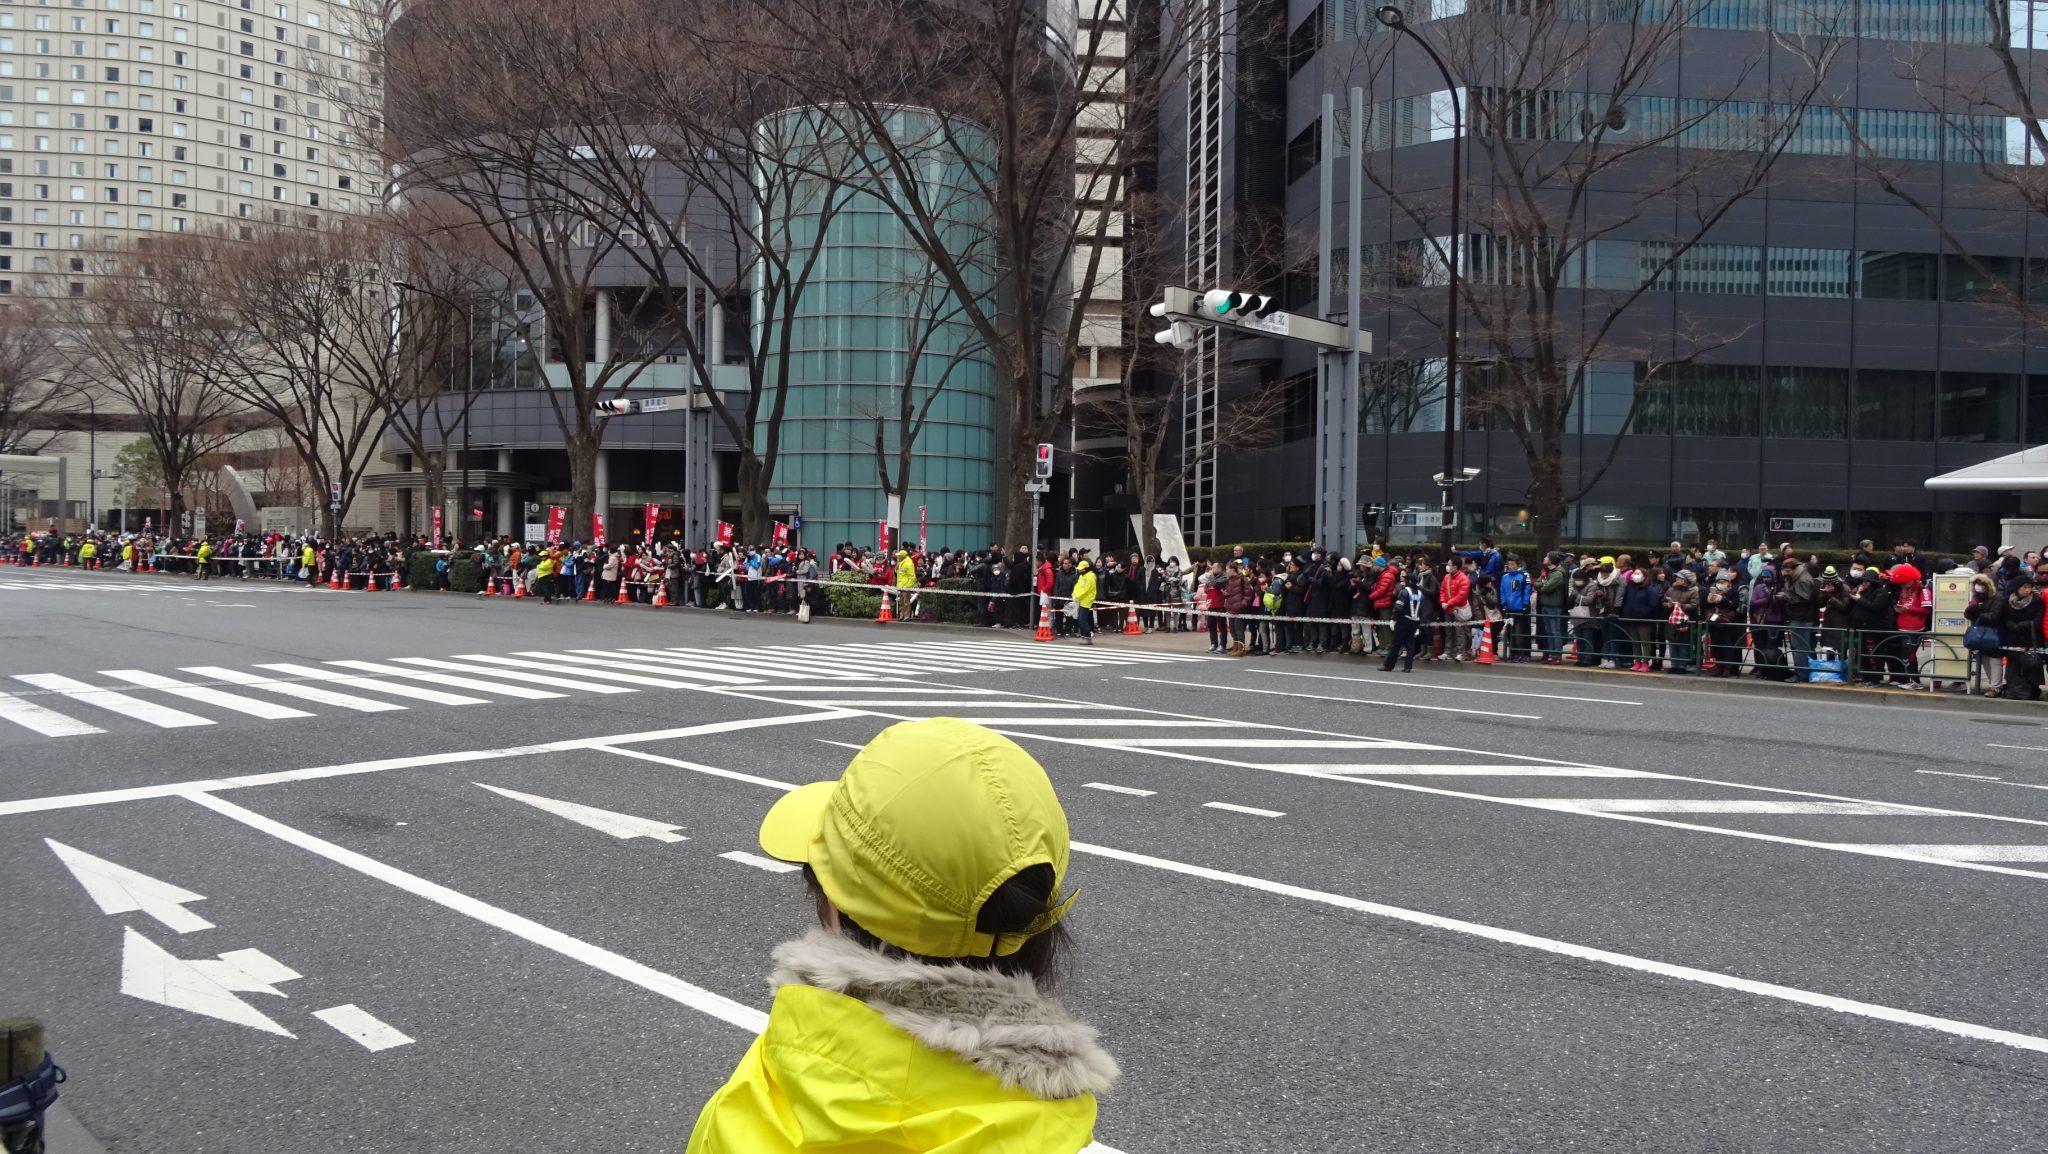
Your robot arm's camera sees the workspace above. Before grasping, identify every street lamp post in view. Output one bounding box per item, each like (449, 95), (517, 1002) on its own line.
(1374, 4), (1464, 556)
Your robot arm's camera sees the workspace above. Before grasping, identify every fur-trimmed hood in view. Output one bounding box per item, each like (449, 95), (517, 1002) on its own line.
(770, 930), (1119, 1101)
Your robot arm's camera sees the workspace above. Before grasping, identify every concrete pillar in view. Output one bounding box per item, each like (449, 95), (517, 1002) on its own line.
(594, 289), (612, 364)
(709, 300), (724, 366)
(496, 449), (512, 472)
(594, 449), (610, 533)
(496, 490), (516, 540)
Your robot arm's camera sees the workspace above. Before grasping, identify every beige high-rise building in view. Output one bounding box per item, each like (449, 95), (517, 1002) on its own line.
(0, 0), (376, 298)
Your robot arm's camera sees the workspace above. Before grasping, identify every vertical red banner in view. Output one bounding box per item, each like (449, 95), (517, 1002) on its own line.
(878, 520), (889, 553)
(592, 513), (607, 547)
(918, 505), (927, 553)
(643, 503), (659, 542)
(771, 521), (789, 549)
(716, 521), (734, 546)
(545, 506), (565, 544)
(431, 506), (444, 548)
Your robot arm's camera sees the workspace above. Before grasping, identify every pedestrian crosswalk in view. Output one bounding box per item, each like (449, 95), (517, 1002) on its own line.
(0, 574), (291, 594)
(0, 637), (1223, 739)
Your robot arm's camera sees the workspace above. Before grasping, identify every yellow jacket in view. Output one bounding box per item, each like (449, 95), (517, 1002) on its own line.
(1072, 569), (1096, 609)
(687, 932), (1114, 1154)
(895, 556), (917, 589)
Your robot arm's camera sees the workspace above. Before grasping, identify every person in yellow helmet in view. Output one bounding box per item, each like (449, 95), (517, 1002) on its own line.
(895, 548), (918, 618)
(688, 718), (1115, 1154)
(1071, 558), (1097, 645)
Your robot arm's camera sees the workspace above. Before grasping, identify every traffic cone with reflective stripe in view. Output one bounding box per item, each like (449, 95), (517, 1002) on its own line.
(652, 582), (668, 607)
(876, 587), (895, 624)
(1032, 599), (1054, 641)
(1475, 621), (1497, 664)
(615, 580), (630, 605)
(582, 578), (597, 602)
(1123, 607), (1143, 636)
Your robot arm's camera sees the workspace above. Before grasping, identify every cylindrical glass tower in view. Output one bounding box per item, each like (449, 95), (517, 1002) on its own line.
(754, 105), (998, 552)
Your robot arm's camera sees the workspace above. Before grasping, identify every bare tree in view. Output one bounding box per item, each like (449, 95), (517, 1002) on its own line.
(1350, 0), (1836, 552)
(59, 239), (245, 529)
(383, 0), (678, 533)
(199, 224), (415, 540)
(728, 0), (1229, 544)
(0, 298), (71, 457)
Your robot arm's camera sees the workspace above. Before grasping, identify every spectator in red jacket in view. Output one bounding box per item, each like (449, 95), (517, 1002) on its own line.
(1438, 558), (1473, 662)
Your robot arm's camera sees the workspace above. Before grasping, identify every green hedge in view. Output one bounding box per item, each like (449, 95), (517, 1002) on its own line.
(408, 551), (438, 590)
(927, 577), (979, 624)
(448, 556), (483, 594)
(823, 569), (882, 618)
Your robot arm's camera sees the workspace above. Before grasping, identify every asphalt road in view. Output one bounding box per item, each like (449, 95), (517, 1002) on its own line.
(3, 567), (2047, 1153)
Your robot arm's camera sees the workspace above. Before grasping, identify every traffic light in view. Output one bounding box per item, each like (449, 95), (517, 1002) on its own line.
(1201, 289), (1278, 319)
(592, 398), (638, 417)
(1034, 443), (1055, 479)
(1147, 300), (1196, 349)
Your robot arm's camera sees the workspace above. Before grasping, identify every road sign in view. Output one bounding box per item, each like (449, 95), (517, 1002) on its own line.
(1023, 481), (1050, 494)
(1768, 517), (1834, 534)
(1392, 510), (1445, 528)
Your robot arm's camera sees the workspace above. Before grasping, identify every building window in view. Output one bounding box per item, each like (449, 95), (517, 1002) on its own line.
(1287, 120), (1320, 184)
(1941, 254), (2021, 303)
(1855, 370), (1935, 441)
(1856, 251), (1938, 300)
(1764, 367), (1849, 438)
(1938, 372), (2020, 442)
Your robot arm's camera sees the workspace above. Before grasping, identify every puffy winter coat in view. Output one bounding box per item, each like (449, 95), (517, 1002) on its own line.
(687, 933), (1114, 1154)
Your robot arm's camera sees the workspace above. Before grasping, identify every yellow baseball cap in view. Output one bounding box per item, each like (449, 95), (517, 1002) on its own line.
(758, 718), (1077, 958)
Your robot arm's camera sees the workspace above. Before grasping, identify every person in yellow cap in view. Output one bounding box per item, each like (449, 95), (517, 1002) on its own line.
(894, 548), (918, 618)
(687, 717), (1116, 1154)
(1070, 559), (1097, 645)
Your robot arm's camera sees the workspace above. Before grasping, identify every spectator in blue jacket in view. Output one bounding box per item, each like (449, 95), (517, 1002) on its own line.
(1499, 555), (1533, 661)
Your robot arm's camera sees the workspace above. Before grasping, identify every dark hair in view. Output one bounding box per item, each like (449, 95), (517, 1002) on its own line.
(802, 862), (1071, 988)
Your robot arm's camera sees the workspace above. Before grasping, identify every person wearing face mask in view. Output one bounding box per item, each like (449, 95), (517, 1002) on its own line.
(1618, 566), (1662, 672)
(1380, 569), (1430, 672)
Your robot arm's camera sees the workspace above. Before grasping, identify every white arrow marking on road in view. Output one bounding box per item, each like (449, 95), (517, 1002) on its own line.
(47, 839), (213, 933)
(119, 928), (295, 1037)
(192, 948), (302, 996)
(476, 783), (687, 843)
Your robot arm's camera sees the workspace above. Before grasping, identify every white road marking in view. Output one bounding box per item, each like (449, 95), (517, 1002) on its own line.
(450, 653), (708, 689)
(0, 712), (857, 817)
(255, 663), (487, 706)
(99, 669), (314, 720)
(46, 839), (213, 933)
(1310, 764), (1656, 777)
(950, 717), (1240, 727)
(795, 700), (1116, 708)
(599, 746), (821, 791)
(815, 739), (866, 751)
(562, 649), (766, 684)
(0, 689), (104, 736)
(1253, 668), (1643, 705)
(752, 683), (972, 693)
(390, 658), (636, 694)
(194, 948), (301, 995)
(1083, 782), (1157, 796)
(551, 745), (2048, 1062)
(313, 1004), (415, 1051)
(182, 792), (768, 1033)
(1125, 676), (1543, 721)
(182, 666), (408, 713)
(1071, 841), (2048, 1058)
(476, 783), (687, 843)
(1919, 770), (2004, 780)
(1096, 738), (1444, 750)
(1987, 743), (2048, 754)
(1205, 801), (1285, 818)
(119, 927), (294, 1038)
(326, 659), (564, 700)
(13, 672), (213, 729)
(1528, 799), (1931, 815)
(1826, 844), (2048, 862)
(519, 650), (764, 685)
(719, 850), (801, 874)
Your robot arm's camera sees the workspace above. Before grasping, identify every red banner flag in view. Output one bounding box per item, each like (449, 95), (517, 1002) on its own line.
(716, 520), (734, 546)
(918, 505), (927, 553)
(592, 513), (607, 547)
(878, 519), (890, 553)
(643, 503), (659, 542)
(545, 506), (565, 544)
(431, 506), (444, 549)
(771, 521), (789, 549)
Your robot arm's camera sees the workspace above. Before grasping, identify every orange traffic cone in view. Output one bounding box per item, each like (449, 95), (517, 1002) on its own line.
(328, 571), (342, 590)
(652, 583), (668, 608)
(512, 577), (526, 598)
(582, 579), (596, 602)
(479, 577), (495, 597)
(1123, 607), (1143, 636)
(388, 571), (402, 591)
(876, 587), (895, 624)
(614, 580), (630, 605)
(1475, 621), (1496, 665)
(1032, 599), (1054, 642)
